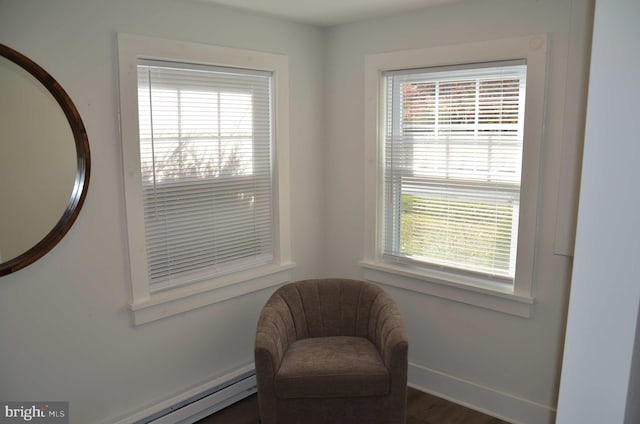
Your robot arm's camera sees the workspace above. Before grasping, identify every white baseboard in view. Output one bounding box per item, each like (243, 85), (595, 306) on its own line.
(109, 364), (256, 424)
(408, 362), (556, 424)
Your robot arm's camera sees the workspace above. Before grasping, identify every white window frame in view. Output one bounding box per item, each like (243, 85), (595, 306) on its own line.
(362, 35), (547, 317)
(118, 34), (294, 325)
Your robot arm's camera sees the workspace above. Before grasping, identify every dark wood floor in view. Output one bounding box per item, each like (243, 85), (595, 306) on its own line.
(196, 387), (509, 424)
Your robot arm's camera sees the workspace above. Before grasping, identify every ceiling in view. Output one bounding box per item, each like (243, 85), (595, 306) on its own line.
(195, 0), (462, 27)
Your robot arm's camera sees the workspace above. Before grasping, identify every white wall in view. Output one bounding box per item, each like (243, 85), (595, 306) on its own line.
(0, 0), (325, 422)
(324, 0), (592, 421)
(556, 0), (640, 422)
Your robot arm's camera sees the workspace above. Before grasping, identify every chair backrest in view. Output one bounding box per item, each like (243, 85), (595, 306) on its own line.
(270, 278), (392, 341)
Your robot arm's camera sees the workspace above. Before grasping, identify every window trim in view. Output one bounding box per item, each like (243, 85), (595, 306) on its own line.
(117, 33), (294, 325)
(363, 35), (547, 317)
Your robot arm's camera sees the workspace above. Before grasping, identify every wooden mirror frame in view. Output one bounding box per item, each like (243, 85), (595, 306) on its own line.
(0, 44), (90, 276)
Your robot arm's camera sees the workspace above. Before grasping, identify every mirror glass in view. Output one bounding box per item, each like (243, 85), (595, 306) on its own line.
(0, 45), (90, 276)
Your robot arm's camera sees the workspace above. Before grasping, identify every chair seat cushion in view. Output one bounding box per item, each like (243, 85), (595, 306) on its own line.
(274, 336), (390, 399)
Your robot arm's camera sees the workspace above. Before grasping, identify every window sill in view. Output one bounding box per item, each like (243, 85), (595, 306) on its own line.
(360, 260), (533, 317)
(130, 262), (296, 325)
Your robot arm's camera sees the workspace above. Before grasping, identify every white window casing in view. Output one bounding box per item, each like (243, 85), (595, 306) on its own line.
(362, 35), (547, 317)
(118, 34), (294, 325)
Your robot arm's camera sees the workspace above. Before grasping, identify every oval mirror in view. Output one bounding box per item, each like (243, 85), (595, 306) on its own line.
(0, 44), (90, 276)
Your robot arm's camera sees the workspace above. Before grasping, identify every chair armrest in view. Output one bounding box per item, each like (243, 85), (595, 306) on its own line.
(255, 329), (282, 381)
(255, 294), (297, 423)
(369, 292), (408, 424)
(380, 316), (409, 374)
(369, 292), (409, 370)
(255, 324), (281, 424)
(254, 295), (296, 380)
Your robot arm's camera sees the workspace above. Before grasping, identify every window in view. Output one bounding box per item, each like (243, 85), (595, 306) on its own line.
(137, 60), (274, 291)
(382, 62), (526, 285)
(362, 36), (547, 317)
(118, 34), (293, 325)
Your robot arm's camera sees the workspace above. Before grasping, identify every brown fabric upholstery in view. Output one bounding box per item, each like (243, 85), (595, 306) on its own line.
(275, 336), (390, 399)
(255, 279), (409, 424)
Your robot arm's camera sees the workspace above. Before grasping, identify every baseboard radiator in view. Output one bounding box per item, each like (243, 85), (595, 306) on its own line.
(133, 367), (257, 424)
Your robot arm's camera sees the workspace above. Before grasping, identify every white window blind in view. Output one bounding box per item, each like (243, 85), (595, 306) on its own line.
(136, 59), (274, 291)
(382, 61), (527, 283)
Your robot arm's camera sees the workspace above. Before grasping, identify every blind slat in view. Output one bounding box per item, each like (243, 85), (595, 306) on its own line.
(137, 59), (274, 289)
(382, 62), (526, 280)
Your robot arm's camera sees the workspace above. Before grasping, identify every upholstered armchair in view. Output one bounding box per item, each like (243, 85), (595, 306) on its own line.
(254, 279), (408, 424)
